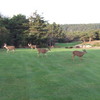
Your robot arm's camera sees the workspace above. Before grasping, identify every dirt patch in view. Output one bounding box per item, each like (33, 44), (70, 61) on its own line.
(81, 40), (100, 49)
(82, 40), (100, 45)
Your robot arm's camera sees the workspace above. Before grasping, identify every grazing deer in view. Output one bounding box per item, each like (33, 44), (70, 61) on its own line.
(72, 49), (87, 60)
(36, 48), (50, 56)
(28, 43), (36, 49)
(3, 43), (15, 53)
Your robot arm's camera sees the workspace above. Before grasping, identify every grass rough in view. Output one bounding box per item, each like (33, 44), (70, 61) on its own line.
(0, 48), (100, 100)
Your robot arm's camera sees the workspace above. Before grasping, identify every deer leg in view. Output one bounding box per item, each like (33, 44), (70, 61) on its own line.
(7, 49), (9, 53)
(79, 57), (82, 60)
(72, 54), (75, 61)
(37, 53), (39, 57)
(12, 49), (15, 52)
(45, 53), (47, 57)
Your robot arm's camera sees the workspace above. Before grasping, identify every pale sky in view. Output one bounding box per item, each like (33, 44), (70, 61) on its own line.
(0, 0), (100, 24)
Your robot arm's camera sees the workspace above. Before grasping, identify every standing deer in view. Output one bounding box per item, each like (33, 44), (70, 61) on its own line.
(36, 48), (50, 56)
(3, 43), (15, 53)
(28, 43), (36, 49)
(72, 49), (87, 60)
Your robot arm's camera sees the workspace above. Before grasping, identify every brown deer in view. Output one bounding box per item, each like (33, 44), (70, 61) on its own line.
(72, 49), (87, 60)
(36, 48), (50, 56)
(28, 43), (36, 49)
(3, 43), (15, 53)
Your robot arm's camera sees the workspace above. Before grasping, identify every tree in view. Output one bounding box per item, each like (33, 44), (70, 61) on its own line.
(79, 31), (89, 42)
(0, 26), (10, 47)
(28, 11), (48, 45)
(7, 14), (29, 47)
(0, 15), (10, 47)
(47, 23), (65, 45)
(94, 30), (100, 40)
(87, 30), (96, 42)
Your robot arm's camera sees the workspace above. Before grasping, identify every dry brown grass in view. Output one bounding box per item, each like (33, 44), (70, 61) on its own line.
(83, 40), (100, 45)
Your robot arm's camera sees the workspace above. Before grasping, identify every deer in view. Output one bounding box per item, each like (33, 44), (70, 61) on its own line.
(72, 49), (87, 60)
(3, 43), (15, 53)
(28, 43), (36, 49)
(36, 48), (50, 56)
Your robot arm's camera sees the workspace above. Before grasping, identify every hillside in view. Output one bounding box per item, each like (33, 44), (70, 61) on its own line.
(61, 23), (100, 32)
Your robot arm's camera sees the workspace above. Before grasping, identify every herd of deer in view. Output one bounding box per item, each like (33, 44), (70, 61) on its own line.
(3, 43), (87, 60)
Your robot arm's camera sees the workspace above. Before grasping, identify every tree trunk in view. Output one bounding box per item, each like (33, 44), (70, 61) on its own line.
(89, 37), (92, 42)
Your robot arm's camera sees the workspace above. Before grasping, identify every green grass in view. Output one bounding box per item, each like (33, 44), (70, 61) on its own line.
(55, 41), (81, 47)
(0, 48), (100, 100)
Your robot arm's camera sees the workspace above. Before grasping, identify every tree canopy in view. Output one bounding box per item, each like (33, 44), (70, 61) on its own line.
(0, 12), (100, 48)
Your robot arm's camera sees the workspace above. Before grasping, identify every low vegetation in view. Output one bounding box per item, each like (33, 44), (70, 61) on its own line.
(55, 41), (81, 47)
(0, 48), (100, 100)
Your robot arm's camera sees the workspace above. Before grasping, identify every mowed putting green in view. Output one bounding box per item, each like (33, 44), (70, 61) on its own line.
(0, 48), (100, 100)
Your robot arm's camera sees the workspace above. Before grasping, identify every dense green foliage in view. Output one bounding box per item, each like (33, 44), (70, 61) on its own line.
(0, 14), (29, 47)
(1, 12), (100, 48)
(61, 24), (100, 42)
(0, 48), (100, 100)
(0, 12), (64, 47)
(61, 24), (100, 32)
(28, 12), (48, 44)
